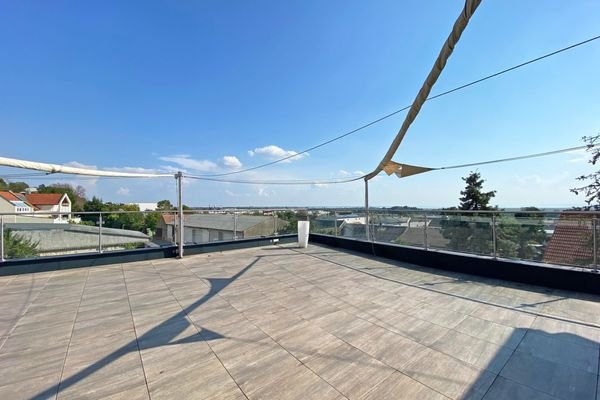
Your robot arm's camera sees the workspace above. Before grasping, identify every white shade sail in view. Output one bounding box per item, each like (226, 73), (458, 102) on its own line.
(0, 156), (173, 178)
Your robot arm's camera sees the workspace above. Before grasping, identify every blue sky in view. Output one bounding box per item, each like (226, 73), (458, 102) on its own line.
(1, 0), (599, 208)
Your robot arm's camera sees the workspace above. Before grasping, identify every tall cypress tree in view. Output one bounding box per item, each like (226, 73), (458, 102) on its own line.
(459, 172), (496, 210)
(442, 171), (496, 254)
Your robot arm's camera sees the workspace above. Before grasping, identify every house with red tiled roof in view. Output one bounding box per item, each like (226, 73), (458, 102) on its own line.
(0, 191), (34, 214)
(543, 213), (596, 267)
(25, 193), (72, 222)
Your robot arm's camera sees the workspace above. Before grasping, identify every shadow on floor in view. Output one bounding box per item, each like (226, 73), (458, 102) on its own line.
(294, 245), (600, 330)
(461, 328), (599, 399)
(29, 256), (262, 400)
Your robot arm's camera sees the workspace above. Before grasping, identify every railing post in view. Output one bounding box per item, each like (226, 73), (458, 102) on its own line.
(492, 214), (497, 259)
(423, 213), (428, 250)
(334, 210), (338, 236)
(593, 217), (598, 271)
(233, 212), (238, 240)
(98, 213), (103, 253)
(0, 216), (4, 262)
(176, 171), (184, 259)
(273, 214), (278, 236)
(365, 179), (370, 241)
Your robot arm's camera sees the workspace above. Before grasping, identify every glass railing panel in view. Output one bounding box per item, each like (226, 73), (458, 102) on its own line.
(430, 212), (494, 256)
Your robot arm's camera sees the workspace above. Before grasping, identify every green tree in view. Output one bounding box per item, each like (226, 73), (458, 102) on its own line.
(3, 229), (39, 258)
(38, 183), (87, 212)
(458, 172), (496, 211)
(509, 207), (547, 260)
(82, 196), (105, 224)
(442, 173), (547, 259)
(157, 200), (174, 210)
(0, 179), (29, 192)
(144, 212), (161, 235)
(277, 210), (300, 234)
(441, 172), (497, 255)
(571, 134), (600, 210)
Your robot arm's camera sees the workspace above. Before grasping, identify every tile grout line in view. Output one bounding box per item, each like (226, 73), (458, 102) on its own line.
(286, 248), (600, 399)
(269, 252), (507, 375)
(121, 264), (154, 400)
(53, 269), (91, 400)
(150, 260), (251, 400)
(191, 252), (454, 400)
(291, 245), (600, 329)
(252, 256), (460, 399)
(476, 316), (535, 400)
(0, 272), (52, 351)
(178, 258), (350, 399)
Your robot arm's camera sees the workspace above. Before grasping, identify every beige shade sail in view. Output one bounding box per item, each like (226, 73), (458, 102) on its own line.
(383, 161), (434, 178)
(364, 0), (482, 181)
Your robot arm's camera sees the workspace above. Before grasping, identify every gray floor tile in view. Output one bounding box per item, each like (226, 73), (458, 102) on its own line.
(517, 330), (599, 373)
(404, 348), (496, 400)
(431, 329), (514, 374)
(483, 376), (560, 400)
(361, 372), (447, 400)
(500, 350), (597, 400)
(1, 244), (599, 399)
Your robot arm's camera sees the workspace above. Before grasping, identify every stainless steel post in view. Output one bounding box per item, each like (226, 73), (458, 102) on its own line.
(334, 210), (338, 236)
(273, 214), (278, 236)
(176, 171), (184, 259)
(593, 217), (598, 271)
(233, 212), (238, 240)
(98, 213), (103, 253)
(492, 214), (497, 259)
(423, 213), (428, 250)
(0, 216), (4, 262)
(365, 179), (370, 241)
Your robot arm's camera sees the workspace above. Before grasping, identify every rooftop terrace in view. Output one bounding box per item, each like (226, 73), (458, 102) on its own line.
(1, 243), (600, 400)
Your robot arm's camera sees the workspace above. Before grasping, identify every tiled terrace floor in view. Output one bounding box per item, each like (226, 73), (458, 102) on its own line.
(1, 244), (600, 400)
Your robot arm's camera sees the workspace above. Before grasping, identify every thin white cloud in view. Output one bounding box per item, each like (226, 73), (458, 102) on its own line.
(63, 161), (99, 188)
(339, 170), (350, 176)
(222, 156), (242, 170)
(159, 165), (185, 174)
(248, 145), (306, 163)
(117, 187), (131, 196)
(106, 166), (163, 174)
(65, 161), (97, 170)
(568, 149), (589, 163)
(354, 170), (366, 176)
(225, 189), (240, 197)
(515, 172), (569, 187)
(158, 155), (217, 172)
(312, 183), (329, 188)
(257, 186), (274, 197)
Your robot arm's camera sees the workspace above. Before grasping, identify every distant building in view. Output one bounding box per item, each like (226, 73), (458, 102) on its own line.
(0, 191), (73, 223)
(543, 213), (594, 267)
(157, 214), (287, 243)
(0, 191), (34, 215)
(128, 202), (158, 211)
(25, 193), (72, 223)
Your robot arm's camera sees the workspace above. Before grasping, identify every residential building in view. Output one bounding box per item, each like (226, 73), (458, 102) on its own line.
(0, 191), (34, 214)
(25, 193), (72, 222)
(543, 213), (594, 266)
(157, 214), (287, 243)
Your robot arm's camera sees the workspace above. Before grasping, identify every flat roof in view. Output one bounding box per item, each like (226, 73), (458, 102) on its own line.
(1, 243), (599, 399)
